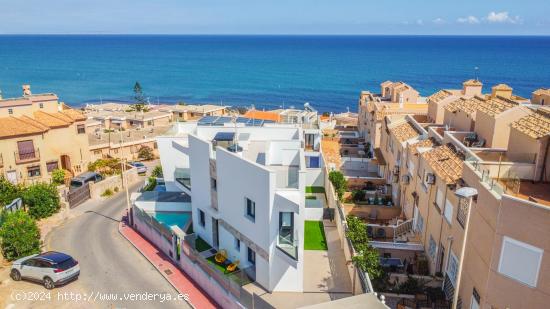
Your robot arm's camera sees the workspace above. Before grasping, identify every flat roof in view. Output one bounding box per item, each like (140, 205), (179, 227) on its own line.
(197, 116), (274, 127)
(135, 191), (191, 203)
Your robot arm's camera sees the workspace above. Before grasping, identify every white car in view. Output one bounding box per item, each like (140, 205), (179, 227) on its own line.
(130, 162), (148, 174)
(10, 251), (80, 289)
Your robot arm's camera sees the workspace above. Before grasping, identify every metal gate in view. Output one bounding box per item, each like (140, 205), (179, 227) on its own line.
(67, 183), (91, 208)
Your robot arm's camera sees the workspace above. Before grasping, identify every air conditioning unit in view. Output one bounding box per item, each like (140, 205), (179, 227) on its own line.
(425, 173), (436, 185)
(402, 175), (410, 184)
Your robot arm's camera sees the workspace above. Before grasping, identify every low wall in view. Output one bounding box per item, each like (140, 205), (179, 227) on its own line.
(305, 207), (324, 221)
(90, 166), (139, 198)
(306, 168), (324, 187)
(132, 211), (244, 309)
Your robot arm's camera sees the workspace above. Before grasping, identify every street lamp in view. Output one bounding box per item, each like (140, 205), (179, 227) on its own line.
(452, 187), (478, 309)
(119, 130), (132, 226)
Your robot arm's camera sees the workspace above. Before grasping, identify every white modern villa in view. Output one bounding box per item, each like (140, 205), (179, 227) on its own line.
(155, 115), (323, 292)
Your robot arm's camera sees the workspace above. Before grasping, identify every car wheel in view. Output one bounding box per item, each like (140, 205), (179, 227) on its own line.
(10, 269), (21, 281)
(43, 277), (55, 290)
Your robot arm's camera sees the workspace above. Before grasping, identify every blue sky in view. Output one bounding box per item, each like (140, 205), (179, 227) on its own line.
(1, 0), (549, 35)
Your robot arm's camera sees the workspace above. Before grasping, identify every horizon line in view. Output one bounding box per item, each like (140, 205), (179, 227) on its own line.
(1, 33), (550, 37)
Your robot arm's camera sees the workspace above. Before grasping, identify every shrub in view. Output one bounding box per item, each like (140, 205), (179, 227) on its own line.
(151, 165), (163, 178)
(88, 158), (122, 176)
(143, 177), (157, 191)
(346, 215), (381, 279)
(51, 169), (66, 185)
(114, 186), (119, 193)
(138, 146), (155, 161)
(352, 189), (365, 202)
(0, 211), (41, 261)
(329, 170), (347, 201)
(22, 183), (60, 219)
(0, 177), (21, 207)
(101, 188), (113, 197)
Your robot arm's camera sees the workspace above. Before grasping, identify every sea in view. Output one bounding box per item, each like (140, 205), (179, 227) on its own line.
(0, 35), (549, 112)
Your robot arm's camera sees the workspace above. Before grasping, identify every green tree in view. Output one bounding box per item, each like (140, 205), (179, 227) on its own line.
(133, 81), (145, 103)
(151, 165), (163, 178)
(22, 183), (60, 219)
(352, 243), (383, 280)
(0, 211), (41, 261)
(329, 170), (347, 201)
(0, 177), (20, 207)
(345, 215), (368, 245)
(51, 169), (66, 185)
(137, 145), (155, 161)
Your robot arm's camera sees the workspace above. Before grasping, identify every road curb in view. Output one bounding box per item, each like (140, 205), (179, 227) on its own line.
(117, 219), (198, 309)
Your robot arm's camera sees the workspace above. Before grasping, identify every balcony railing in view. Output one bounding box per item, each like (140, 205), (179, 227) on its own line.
(15, 148), (40, 164)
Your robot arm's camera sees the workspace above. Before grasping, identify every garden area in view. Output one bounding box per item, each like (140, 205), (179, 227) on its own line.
(0, 176), (62, 261)
(304, 220), (327, 250)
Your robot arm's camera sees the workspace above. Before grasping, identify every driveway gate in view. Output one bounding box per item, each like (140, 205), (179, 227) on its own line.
(67, 183), (91, 208)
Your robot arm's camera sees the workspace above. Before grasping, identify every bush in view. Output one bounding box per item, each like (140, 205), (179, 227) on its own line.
(143, 177), (157, 191)
(51, 169), (66, 185)
(88, 158), (122, 176)
(114, 186), (119, 193)
(138, 146), (155, 161)
(0, 177), (21, 207)
(352, 189), (365, 202)
(329, 170), (347, 201)
(346, 215), (381, 280)
(22, 183), (60, 219)
(101, 188), (113, 197)
(151, 165), (163, 178)
(0, 211), (41, 261)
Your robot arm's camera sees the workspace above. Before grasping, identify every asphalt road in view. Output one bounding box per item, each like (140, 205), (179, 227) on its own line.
(42, 181), (191, 309)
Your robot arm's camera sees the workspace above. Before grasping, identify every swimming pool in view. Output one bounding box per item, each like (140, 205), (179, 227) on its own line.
(151, 211), (192, 231)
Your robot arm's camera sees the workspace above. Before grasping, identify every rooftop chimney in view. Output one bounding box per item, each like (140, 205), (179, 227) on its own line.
(22, 84), (31, 96)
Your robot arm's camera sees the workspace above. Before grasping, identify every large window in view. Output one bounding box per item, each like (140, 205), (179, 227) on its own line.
(277, 212), (297, 259)
(247, 247), (256, 265)
(199, 209), (205, 227)
(245, 198), (255, 222)
(444, 199), (453, 225)
(498, 236), (543, 287)
(447, 251), (459, 286)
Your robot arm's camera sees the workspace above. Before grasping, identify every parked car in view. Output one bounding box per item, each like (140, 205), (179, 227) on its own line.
(69, 172), (103, 190)
(10, 251), (80, 289)
(129, 162), (147, 174)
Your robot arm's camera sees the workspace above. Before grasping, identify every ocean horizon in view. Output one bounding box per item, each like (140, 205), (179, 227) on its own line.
(1, 35), (549, 112)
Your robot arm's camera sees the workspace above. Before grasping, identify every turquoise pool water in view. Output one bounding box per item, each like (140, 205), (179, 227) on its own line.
(152, 212), (191, 230)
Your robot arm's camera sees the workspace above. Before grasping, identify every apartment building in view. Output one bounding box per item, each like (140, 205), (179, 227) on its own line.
(159, 104), (227, 121)
(155, 115), (323, 293)
(86, 110), (172, 131)
(357, 81), (427, 151)
(0, 85), (90, 184)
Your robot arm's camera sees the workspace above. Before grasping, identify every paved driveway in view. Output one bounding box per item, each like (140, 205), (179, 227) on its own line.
(1, 179), (190, 309)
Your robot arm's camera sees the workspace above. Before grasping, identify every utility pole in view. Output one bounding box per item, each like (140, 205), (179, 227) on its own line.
(120, 130), (132, 226)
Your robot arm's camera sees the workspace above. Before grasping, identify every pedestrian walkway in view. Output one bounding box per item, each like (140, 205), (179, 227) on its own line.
(119, 213), (218, 309)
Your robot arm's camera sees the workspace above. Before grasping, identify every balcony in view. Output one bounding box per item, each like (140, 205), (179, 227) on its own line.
(174, 168), (191, 190)
(15, 148), (40, 164)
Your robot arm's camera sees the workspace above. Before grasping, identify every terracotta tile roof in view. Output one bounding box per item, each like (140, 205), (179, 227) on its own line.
(61, 106), (87, 121)
(428, 90), (453, 104)
(476, 96), (518, 117)
(390, 121), (420, 142)
(19, 115), (50, 131)
(0, 116), (46, 139)
(243, 110), (281, 122)
(463, 79), (483, 86)
(33, 111), (72, 128)
(444, 96), (485, 116)
(422, 144), (464, 184)
(492, 83), (513, 91)
(533, 88), (550, 96)
(511, 107), (550, 139)
(409, 138), (436, 155)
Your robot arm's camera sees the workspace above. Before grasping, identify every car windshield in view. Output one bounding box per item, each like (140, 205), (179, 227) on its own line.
(134, 163), (144, 167)
(54, 257), (77, 270)
(70, 180), (82, 188)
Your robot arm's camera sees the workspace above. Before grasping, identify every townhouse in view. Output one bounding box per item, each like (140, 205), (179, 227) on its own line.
(365, 80), (550, 309)
(0, 85), (90, 184)
(155, 114), (323, 293)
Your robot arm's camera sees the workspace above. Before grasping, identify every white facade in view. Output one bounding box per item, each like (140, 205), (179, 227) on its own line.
(156, 121), (323, 292)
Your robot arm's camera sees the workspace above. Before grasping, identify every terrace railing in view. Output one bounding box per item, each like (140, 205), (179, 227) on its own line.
(133, 206), (173, 242)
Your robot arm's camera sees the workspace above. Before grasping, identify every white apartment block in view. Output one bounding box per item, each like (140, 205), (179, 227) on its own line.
(156, 117), (323, 292)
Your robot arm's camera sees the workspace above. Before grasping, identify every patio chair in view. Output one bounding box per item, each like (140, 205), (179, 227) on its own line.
(215, 249), (228, 264)
(367, 197), (375, 204)
(226, 260), (240, 273)
(368, 208), (378, 221)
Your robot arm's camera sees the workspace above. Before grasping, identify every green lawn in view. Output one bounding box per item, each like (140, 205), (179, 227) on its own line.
(306, 186), (326, 194)
(304, 221), (328, 250)
(195, 236), (212, 252)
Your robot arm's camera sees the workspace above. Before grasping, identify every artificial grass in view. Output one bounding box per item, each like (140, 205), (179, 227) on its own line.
(306, 186), (325, 194)
(304, 221), (328, 250)
(195, 236), (212, 252)
(305, 195), (317, 200)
